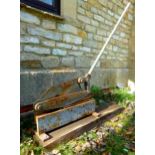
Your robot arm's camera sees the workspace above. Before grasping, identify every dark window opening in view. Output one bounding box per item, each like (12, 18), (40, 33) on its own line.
(21, 0), (60, 15)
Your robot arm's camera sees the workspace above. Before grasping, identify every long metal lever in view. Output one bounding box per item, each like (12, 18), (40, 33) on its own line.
(87, 2), (131, 76)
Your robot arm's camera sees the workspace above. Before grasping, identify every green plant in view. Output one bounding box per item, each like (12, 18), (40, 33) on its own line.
(83, 149), (101, 155)
(111, 88), (135, 107)
(87, 131), (98, 140)
(90, 85), (103, 104)
(105, 133), (129, 155)
(90, 85), (110, 107)
(57, 143), (75, 155)
(20, 137), (44, 155)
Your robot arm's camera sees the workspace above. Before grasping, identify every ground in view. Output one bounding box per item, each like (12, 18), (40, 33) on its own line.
(20, 87), (135, 155)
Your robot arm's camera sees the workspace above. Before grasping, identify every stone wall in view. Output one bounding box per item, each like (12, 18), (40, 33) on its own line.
(20, 0), (135, 106)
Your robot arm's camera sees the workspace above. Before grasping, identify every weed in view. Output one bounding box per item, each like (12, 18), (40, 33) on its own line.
(20, 137), (44, 155)
(111, 88), (135, 107)
(90, 85), (103, 105)
(90, 85), (135, 108)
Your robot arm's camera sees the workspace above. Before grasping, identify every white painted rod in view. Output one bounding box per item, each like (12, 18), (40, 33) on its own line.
(87, 2), (131, 76)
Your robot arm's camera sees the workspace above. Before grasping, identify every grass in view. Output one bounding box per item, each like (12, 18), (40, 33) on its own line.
(104, 113), (135, 155)
(20, 137), (44, 155)
(90, 85), (135, 108)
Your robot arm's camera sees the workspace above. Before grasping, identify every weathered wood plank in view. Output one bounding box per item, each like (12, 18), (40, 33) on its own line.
(34, 104), (124, 149)
(35, 99), (96, 134)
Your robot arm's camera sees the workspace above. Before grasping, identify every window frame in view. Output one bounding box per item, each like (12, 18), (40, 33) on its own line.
(20, 0), (60, 15)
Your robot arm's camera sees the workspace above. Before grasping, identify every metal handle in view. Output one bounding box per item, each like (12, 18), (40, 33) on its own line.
(87, 2), (131, 76)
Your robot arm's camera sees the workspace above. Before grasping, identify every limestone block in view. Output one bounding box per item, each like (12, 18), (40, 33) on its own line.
(61, 57), (74, 67)
(107, 10), (114, 16)
(128, 13), (133, 21)
(120, 32), (126, 38)
(94, 15), (105, 22)
(98, 0), (108, 7)
(57, 24), (78, 35)
(63, 34), (82, 45)
(52, 48), (67, 56)
(20, 23), (27, 34)
(68, 51), (83, 56)
(113, 46), (119, 52)
(90, 7), (98, 14)
(27, 26), (62, 41)
(105, 19), (113, 26)
(20, 45), (23, 52)
(21, 52), (41, 61)
(83, 40), (98, 48)
(78, 7), (85, 15)
(94, 35), (103, 41)
(107, 1), (113, 10)
(24, 45), (50, 54)
(77, 15), (90, 24)
(91, 19), (99, 27)
(72, 45), (78, 50)
(97, 29), (107, 36)
(41, 56), (59, 68)
(56, 42), (72, 49)
(87, 33), (93, 40)
(42, 20), (56, 30)
(86, 11), (93, 18)
(75, 57), (92, 68)
(41, 40), (55, 47)
(79, 46), (91, 52)
(21, 36), (39, 44)
(20, 11), (40, 25)
(78, 31), (87, 39)
(21, 59), (43, 69)
(85, 25), (96, 33)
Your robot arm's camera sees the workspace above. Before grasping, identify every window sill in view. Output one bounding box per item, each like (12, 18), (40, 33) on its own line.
(20, 3), (64, 20)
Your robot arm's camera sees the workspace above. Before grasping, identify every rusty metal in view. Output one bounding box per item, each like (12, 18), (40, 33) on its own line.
(34, 90), (89, 114)
(20, 104), (33, 113)
(35, 99), (96, 134)
(34, 78), (81, 103)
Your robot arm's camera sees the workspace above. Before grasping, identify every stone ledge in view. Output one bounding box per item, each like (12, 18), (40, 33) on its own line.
(20, 69), (80, 106)
(20, 3), (64, 20)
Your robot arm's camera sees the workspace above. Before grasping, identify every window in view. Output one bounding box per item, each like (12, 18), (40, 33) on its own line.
(21, 0), (60, 15)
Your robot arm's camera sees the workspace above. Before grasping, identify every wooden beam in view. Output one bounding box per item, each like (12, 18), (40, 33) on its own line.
(34, 104), (124, 149)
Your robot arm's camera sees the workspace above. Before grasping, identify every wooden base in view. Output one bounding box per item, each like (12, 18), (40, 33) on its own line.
(34, 104), (124, 149)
